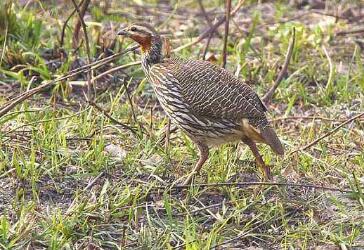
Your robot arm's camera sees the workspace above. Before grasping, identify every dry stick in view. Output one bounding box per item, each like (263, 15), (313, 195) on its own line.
(197, 0), (213, 27)
(70, 0), (93, 100)
(173, 0), (245, 52)
(91, 61), (141, 83)
(198, 0), (218, 60)
(87, 45), (139, 71)
(197, 0), (220, 38)
(72, 0), (90, 49)
(202, 27), (214, 60)
(290, 111), (364, 154)
(83, 171), (104, 191)
(269, 115), (364, 123)
(123, 79), (138, 125)
(311, 10), (345, 22)
(88, 101), (138, 135)
(336, 27), (364, 36)
(60, 0), (84, 47)
(60, 8), (77, 47)
(0, 76), (71, 118)
(156, 181), (355, 193)
(0, 45), (139, 118)
(4, 108), (90, 136)
(65, 45), (139, 81)
(262, 27), (296, 105)
(149, 107), (153, 132)
(222, 0), (232, 68)
(176, 198), (242, 216)
(164, 119), (171, 152)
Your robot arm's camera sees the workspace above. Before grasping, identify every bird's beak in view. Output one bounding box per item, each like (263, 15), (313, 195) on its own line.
(117, 28), (129, 36)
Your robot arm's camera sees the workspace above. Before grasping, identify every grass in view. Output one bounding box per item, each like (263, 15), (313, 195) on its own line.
(0, 0), (363, 249)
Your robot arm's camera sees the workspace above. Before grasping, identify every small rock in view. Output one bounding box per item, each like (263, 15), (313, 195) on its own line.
(104, 144), (127, 161)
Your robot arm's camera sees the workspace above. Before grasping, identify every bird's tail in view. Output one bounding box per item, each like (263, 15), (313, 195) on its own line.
(261, 126), (284, 155)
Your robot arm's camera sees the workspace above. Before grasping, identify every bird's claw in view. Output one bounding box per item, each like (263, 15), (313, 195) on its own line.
(182, 171), (198, 186)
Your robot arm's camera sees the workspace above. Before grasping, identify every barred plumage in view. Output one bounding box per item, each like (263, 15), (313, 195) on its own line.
(118, 23), (284, 184)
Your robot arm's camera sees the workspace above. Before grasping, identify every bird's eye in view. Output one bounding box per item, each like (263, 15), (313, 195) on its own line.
(130, 27), (137, 32)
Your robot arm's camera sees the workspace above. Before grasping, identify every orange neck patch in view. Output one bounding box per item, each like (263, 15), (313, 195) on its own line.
(131, 34), (152, 53)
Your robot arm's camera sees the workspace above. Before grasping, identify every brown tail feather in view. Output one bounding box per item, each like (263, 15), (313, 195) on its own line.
(261, 127), (284, 155)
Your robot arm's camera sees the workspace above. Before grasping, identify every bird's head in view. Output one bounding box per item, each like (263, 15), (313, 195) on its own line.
(118, 23), (160, 53)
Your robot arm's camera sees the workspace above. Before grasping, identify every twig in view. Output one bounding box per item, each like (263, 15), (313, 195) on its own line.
(291, 111), (364, 154)
(4, 108), (89, 136)
(60, 9), (77, 47)
(197, 0), (213, 28)
(311, 10), (345, 22)
(164, 118), (171, 152)
(123, 79), (138, 125)
(88, 101), (138, 135)
(173, 0), (245, 52)
(197, 0), (220, 38)
(262, 27), (296, 105)
(60, 0), (84, 47)
(176, 199), (233, 217)
(149, 106), (153, 132)
(269, 115), (364, 123)
(91, 61), (141, 83)
(0, 45), (139, 118)
(83, 171), (104, 191)
(199, 0), (218, 60)
(154, 181), (356, 193)
(222, 0), (231, 68)
(336, 27), (364, 36)
(70, 0), (93, 100)
(87, 45), (139, 71)
(72, 0), (90, 49)
(121, 225), (127, 249)
(202, 28), (214, 60)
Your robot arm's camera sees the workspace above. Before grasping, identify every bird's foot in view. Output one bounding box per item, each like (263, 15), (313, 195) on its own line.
(257, 161), (273, 181)
(264, 165), (273, 181)
(182, 171), (197, 186)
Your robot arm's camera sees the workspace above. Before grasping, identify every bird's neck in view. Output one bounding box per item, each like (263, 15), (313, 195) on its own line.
(141, 36), (163, 73)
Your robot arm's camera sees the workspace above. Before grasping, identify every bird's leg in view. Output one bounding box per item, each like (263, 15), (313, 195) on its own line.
(242, 138), (272, 180)
(183, 142), (209, 185)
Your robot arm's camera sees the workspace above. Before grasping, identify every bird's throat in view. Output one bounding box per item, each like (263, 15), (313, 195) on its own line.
(130, 34), (152, 52)
(140, 36), (163, 71)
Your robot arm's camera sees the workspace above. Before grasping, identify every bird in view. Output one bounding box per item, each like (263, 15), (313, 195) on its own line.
(118, 23), (284, 185)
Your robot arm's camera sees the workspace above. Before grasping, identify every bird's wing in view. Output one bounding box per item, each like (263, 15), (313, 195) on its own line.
(149, 58), (284, 154)
(150, 58), (268, 128)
